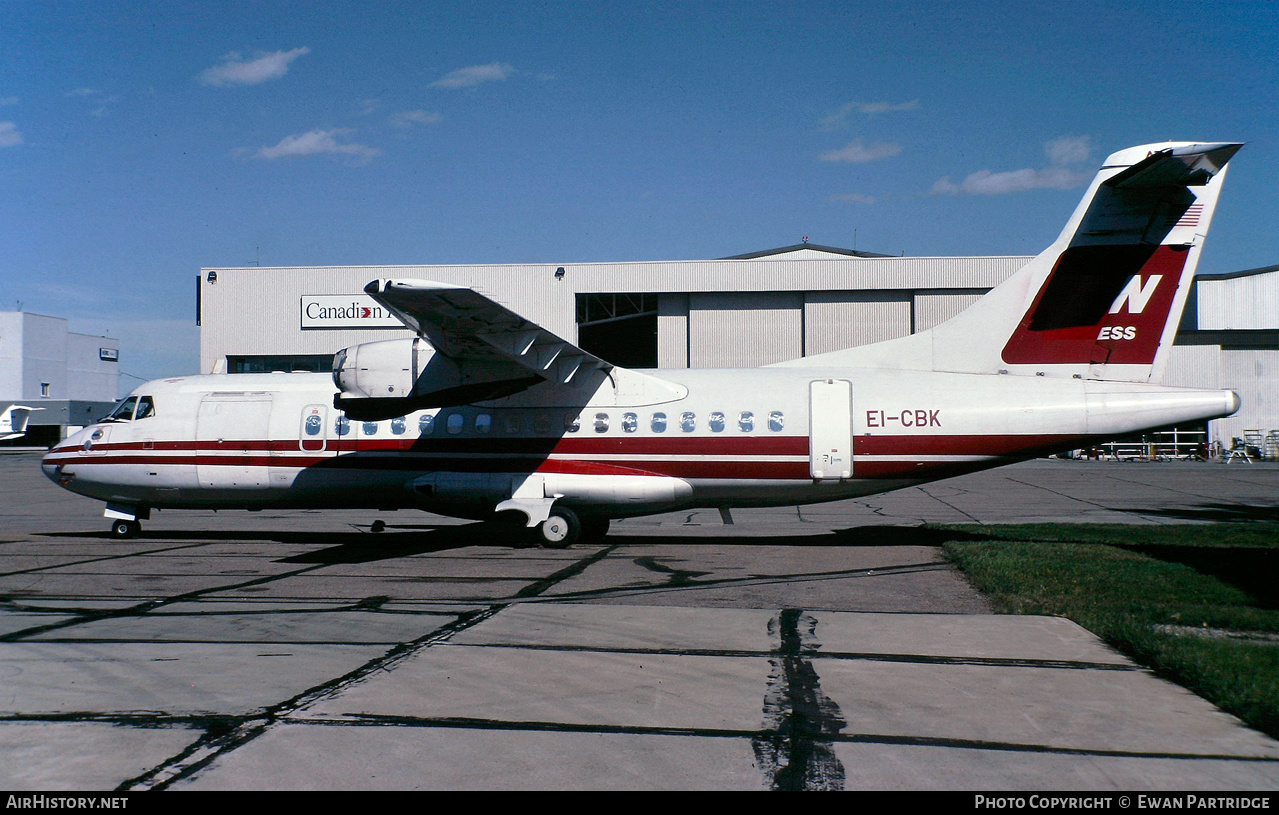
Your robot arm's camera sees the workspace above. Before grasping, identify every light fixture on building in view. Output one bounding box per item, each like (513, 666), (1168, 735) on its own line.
(555, 267), (565, 280)
(207, 271), (218, 284)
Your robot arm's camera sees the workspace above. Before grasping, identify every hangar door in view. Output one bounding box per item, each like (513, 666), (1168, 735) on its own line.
(196, 395), (273, 490)
(809, 379), (852, 480)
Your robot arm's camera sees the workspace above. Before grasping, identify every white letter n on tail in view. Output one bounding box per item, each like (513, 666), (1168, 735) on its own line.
(1109, 275), (1163, 315)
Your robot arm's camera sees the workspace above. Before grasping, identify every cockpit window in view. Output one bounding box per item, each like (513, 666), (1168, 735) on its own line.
(135, 396), (155, 420)
(105, 396), (138, 422)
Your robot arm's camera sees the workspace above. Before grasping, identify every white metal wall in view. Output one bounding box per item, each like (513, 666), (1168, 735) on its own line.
(688, 292), (803, 368)
(803, 291), (912, 356)
(913, 290), (986, 332)
(1214, 349), (1279, 443)
(1198, 273), (1279, 330)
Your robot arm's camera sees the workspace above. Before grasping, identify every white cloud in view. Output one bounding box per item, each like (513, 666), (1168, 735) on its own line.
(390, 109), (442, 128)
(431, 62), (514, 89)
(818, 139), (902, 163)
(0, 122), (22, 148)
(859, 100), (920, 114)
(1045, 135), (1092, 167)
(199, 47), (310, 86)
(254, 129), (379, 162)
(821, 100), (918, 129)
(0, 97), (18, 106)
(828, 192), (876, 205)
(65, 87), (98, 97)
(930, 136), (1094, 196)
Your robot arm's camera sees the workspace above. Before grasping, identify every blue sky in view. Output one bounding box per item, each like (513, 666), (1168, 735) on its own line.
(3, 1), (1277, 388)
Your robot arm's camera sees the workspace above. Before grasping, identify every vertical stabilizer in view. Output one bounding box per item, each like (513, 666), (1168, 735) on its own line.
(776, 142), (1241, 383)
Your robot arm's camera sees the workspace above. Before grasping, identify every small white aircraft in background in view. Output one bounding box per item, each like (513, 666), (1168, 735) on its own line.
(1, 405), (40, 443)
(43, 142), (1244, 545)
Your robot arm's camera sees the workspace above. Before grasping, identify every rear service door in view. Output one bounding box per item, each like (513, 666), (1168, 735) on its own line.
(809, 379), (852, 480)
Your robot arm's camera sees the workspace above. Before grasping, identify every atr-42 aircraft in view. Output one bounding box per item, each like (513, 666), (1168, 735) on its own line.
(44, 142), (1245, 545)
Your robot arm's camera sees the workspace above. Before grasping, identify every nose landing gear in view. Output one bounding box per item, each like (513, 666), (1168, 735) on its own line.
(104, 502), (149, 540)
(110, 519), (142, 539)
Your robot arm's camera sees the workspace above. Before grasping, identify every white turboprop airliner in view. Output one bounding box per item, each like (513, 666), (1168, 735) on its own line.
(43, 142), (1245, 545)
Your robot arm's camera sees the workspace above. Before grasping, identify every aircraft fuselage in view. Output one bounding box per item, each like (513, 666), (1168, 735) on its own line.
(41, 367), (1238, 523)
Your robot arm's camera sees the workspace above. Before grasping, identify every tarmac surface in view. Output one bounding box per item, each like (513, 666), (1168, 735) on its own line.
(2, 449), (1278, 790)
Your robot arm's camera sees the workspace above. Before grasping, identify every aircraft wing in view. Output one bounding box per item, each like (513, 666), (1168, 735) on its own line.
(365, 278), (613, 385)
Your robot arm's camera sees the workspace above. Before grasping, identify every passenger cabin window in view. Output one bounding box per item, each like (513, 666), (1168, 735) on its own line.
(135, 396), (155, 420)
(304, 414), (323, 436)
(391, 417), (406, 435)
(680, 412), (696, 433)
(362, 421), (378, 436)
(594, 413), (609, 433)
(419, 414), (435, 435)
(769, 411), (785, 432)
(475, 414), (492, 434)
(738, 411), (754, 432)
(709, 412), (725, 432)
(505, 415), (520, 434)
(446, 414), (464, 435)
(534, 414), (551, 434)
(565, 414), (581, 433)
(335, 416), (351, 436)
(622, 413), (638, 433)
(651, 412), (667, 433)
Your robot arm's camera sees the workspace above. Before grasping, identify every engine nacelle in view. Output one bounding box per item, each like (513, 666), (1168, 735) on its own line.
(332, 338), (539, 421)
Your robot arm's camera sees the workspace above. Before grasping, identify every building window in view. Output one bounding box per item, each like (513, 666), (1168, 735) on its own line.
(226, 354), (334, 373)
(40, 383), (50, 398)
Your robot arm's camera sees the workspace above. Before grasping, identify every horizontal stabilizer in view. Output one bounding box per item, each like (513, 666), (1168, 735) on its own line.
(1104, 143), (1241, 189)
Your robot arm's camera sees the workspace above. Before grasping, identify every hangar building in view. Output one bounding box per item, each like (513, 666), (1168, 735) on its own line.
(0, 311), (120, 445)
(196, 246), (1279, 454)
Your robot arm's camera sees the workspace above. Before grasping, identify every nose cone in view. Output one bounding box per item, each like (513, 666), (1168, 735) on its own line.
(41, 446), (65, 484)
(41, 428), (88, 486)
(1225, 389), (1242, 416)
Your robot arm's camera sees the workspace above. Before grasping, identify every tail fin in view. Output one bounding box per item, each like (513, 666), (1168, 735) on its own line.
(779, 141), (1241, 383)
(0, 405), (40, 442)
